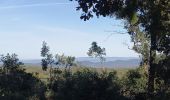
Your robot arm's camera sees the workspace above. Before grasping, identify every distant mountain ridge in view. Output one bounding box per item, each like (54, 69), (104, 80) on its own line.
(76, 57), (139, 62)
(77, 59), (140, 68)
(20, 57), (140, 68)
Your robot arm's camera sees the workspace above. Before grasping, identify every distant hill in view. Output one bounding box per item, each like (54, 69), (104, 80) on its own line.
(20, 57), (140, 68)
(77, 59), (140, 68)
(76, 57), (139, 62)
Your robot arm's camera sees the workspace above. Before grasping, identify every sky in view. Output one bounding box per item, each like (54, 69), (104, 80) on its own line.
(0, 0), (139, 59)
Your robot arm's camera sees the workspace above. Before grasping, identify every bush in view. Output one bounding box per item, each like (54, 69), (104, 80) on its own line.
(121, 67), (147, 99)
(0, 70), (46, 100)
(0, 54), (46, 100)
(50, 68), (128, 100)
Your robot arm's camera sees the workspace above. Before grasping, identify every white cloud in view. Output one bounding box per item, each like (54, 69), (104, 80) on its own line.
(0, 2), (72, 9)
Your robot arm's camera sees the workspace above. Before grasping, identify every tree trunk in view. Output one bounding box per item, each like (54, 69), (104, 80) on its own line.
(147, 33), (157, 99)
(49, 64), (52, 86)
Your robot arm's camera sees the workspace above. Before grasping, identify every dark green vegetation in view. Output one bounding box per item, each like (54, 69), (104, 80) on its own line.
(0, 54), (46, 100)
(1, 52), (170, 100)
(70, 0), (170, 99)
(87, 41), (106, 64)
(0, 53), (142, 100)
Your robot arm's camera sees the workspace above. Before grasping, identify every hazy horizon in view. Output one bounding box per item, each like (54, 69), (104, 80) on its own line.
(20, 56), (139, 60)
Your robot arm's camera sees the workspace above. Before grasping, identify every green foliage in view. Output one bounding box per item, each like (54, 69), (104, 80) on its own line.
(121, 67), (147, 99)
(154, 55), (170, 99)
(129, 27), (150, 66)
(56, 54), (76, 69)
(66, 56), (75, 67)
(0, 53), (23, 73)
(0, 54), (46, 100)
(156, 56), (170, 83)
(71, 0), (170, 96)
(41, 41), (54, 71)
(87, 42), (106, 57)
(1, 53), (170, 100)
(49, 68), (127, 100)
(41, 41), (50, 57)
(87, 41), (106, 63)
(41, 41), (76, 72)
(0, 71), (46, 100)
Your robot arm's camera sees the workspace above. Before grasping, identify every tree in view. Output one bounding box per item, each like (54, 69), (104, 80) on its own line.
(0, 53), (23, 74)
(87, 41), (106, 69)
(55, 54), (76, 72)
(66, 56), (76, 70)
(41, 41), (54, 84)
(130, 28), (150, 73)
(0, 54), (46, 99)
(70, 0), (170, 98)
(41, 41), (76, 80)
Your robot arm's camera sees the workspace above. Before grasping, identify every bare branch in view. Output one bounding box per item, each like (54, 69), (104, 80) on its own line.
(103, 31), (127, 42)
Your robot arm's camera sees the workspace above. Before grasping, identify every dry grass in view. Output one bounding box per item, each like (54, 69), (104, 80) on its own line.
(25, 65), (134, 80)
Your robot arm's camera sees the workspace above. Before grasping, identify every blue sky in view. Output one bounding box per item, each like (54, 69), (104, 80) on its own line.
(0, 0), (139, 59)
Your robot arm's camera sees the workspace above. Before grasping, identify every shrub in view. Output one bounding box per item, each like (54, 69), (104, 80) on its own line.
(50, 68), (128, 100)
(121, 67), (147, 99)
